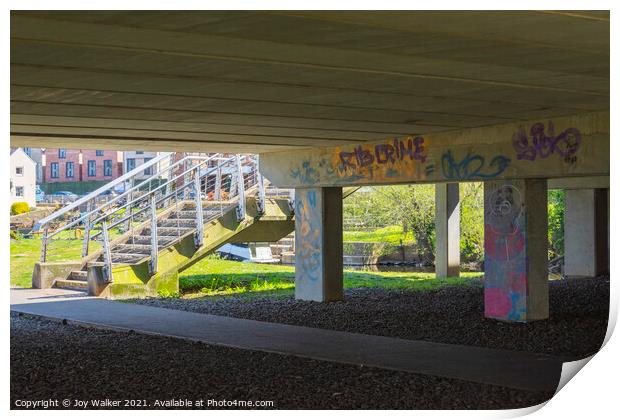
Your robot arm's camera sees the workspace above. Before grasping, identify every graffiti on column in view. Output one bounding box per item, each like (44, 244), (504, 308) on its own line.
(484, 184), (527, 322)
(512, 122), (582, 164)
(295, 190), (322, 283)
(440, 150), (511, 180)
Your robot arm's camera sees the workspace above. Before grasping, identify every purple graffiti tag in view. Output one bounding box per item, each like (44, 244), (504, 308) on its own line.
(354, 146), (374, 167)
(374, 143), (396, 164)
(512, 122), (582, 162)
(339, 151), (356, 170)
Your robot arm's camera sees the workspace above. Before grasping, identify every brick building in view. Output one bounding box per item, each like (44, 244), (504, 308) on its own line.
(42, 148), (123, 183)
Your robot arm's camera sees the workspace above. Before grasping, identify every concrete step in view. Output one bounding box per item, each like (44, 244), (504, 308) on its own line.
(67, 270), (87, 281)
(54, 279), (88, 291)
(141, 226), (194, 236)
(108, 253), (148, 264)
(130, 235), (181, 246)
(112, 243), (153, 253)
(158, 218), (196, 228)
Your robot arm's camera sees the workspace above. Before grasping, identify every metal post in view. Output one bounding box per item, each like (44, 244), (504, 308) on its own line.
(149, 197), (158, 275)
(194, 170), (204, 247)
(40, 225), (48, 262)
(81, 201), (92, 257)
(235, 155), (246, 221)
(256, 160), (266, 215)
(215, 166), (222, 201)
(289, 188), (295, 213)
(101, 221), (113, 283)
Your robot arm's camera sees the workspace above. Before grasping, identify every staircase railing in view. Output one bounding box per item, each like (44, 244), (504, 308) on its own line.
(37, 152), (288, 278)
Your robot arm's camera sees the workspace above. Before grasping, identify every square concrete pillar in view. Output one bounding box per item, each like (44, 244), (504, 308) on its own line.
(484, 179), (549, 322)
(435, 183), (460, 278)
(294, 187), (343, 302)
(564, 188), (609, 277)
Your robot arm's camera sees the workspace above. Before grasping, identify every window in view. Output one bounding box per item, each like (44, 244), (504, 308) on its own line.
(96, 150), (104, 157)
(136, 151), (144, 155)
(143, 158), (153, 176)
(23, 148), (31, 156)
(126, 158), (136, 172)
(66, 162), (74, 178)
(50, 163), (59, 179)
(104, 160), (113, 177)
(15, 167), (24, 176)
(16, 186), (24, 197)
(87, 160), (96, 177)
(58, 149), (66, 159)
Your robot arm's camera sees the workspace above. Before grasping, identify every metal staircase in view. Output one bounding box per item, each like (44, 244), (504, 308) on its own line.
(35, 153), (294, 295)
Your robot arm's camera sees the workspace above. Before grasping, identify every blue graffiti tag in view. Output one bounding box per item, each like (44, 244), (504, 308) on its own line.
(290, 161), (320, 185)
(441, 150), (510, 180)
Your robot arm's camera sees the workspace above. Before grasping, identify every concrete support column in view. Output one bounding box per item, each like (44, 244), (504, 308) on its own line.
(294, 187), (343, 302)
(484, 179), (549, 322)
(435, 183), (460, 278)
(564, 188), (609, 277)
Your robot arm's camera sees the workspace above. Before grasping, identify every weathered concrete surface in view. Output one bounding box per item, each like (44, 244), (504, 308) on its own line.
(435, 183), (460, 277)
(260, 111), (609, 187)
(564, 189), (609, 277)
(10, 288), (564, 392)
(10, 11), (608, 153)
(295, 188), (343, 302)
(484, 179), (549, 322)
(32, 261), (83, 289)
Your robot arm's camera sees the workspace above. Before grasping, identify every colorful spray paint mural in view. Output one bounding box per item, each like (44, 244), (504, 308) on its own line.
(483, 182), (527, 322)
(260, 112), (608, 188)
(295, 189), (323, 296)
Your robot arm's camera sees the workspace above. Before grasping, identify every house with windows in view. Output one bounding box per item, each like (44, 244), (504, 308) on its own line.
(10, 148), (37, 207)
(40, 148), (124, 194)
(21, 147), (44, 183)
(124, 151), (171, 181)
(81, 149), (123, 181)
(42, 148), (81, 183)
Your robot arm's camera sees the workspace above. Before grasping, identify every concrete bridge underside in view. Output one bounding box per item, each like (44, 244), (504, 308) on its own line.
(11, 11), (610, 322)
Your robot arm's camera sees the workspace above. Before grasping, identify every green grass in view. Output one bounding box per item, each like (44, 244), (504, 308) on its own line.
(10, 235), (84, 288)
(343, 225), (415, 245)
(9, 229), (120, 288)
(11, 236), (482, 298)
(178, 255), (482, 299)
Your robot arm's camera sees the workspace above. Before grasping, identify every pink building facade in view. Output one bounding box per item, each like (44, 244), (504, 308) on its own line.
(42, 148), (81, 183)
(81, 149), (123, 181)
(43, 148), (123, 183)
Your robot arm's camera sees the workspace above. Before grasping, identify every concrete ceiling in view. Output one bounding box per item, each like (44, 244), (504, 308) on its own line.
(10, 10), (609, 153)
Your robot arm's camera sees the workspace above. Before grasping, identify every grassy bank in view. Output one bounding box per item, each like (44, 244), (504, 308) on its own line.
(343, 225), (414, 245)
(11, 238), (482, 297)
(178, 256), (481, 298)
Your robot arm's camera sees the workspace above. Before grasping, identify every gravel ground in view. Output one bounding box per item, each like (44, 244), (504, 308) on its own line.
(11, 313), (553, 409)
(134, 276), (609, 359)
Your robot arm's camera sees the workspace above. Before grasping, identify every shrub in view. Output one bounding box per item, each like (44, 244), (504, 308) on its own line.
(11, 202), (30, 215)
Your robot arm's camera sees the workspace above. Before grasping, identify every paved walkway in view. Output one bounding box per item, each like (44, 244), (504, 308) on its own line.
(11, 288), (563, 392)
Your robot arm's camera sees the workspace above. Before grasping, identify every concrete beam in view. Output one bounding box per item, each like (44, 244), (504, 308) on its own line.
(260, 111), (609, 187)
(484, 179), (549, 322)
(564, 188), (609, 277)
(548, 175), (609, 190)
(435, 183), (460, 278)
(294, 188), (343, 302)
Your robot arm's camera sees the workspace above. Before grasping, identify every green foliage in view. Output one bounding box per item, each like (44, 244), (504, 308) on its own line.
(344, 185), (436, 264)
(343, 225), (414, 245)
(11, 202), (30, 215)
(548, 189), (565, 259)
(10, 230), (20, 240)
(460, 183), (484, 264)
